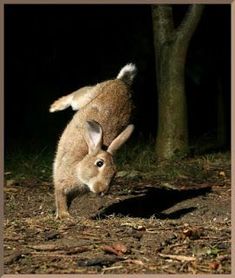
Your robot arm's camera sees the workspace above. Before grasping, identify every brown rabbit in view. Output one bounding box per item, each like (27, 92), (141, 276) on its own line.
(52, 64), (136, 219)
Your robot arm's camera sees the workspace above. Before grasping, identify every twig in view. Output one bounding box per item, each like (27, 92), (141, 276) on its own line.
(169, 243), (189, 249)
(29, 244), (90, 254)
(4, 236), (25, 241)
(29, 244), (62, 251)
(102, 265), (123, 273)
(30, 252), (80, 258)
(123, 259), (144, 266)
(158, 253), (196, 262)
(179, 260), (191, 272)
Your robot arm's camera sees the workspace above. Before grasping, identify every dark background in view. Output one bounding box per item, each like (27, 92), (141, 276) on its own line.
(4, 4), (231, 152)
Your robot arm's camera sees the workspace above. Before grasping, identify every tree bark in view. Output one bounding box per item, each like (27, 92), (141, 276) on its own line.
(152, 4), (204, 160)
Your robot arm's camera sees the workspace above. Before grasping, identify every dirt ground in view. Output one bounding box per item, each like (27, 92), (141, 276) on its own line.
(4, 157), (231, 274)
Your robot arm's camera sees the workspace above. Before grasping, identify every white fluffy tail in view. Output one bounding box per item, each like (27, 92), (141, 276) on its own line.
(116, 63), (137, 85)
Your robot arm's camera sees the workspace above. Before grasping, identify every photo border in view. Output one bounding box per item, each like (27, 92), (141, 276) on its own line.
(1, 0), (233, 277)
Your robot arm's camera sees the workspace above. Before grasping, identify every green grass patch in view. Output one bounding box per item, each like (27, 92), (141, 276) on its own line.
(115, 140), (231, 182)
(5, 145), (54, 182)
(5, 140), (231, 183)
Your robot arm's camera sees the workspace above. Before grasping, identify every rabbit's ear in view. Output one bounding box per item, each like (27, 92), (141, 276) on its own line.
(84, 120), (103, 154)
(107, 125), (134, 155)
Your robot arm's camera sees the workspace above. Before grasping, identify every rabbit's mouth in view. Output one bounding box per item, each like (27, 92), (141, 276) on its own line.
(88, 183), (110, 196)
(81, 182), (106, 196)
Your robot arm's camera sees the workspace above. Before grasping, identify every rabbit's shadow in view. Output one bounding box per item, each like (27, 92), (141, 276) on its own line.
(93, 185), (212, 219)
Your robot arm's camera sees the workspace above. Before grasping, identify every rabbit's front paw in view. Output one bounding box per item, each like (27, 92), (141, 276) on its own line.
(55, 210), (73, 220)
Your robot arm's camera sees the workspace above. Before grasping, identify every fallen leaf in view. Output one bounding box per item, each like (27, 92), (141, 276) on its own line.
(112, 243), (127, 254)
(209, 261), (220, 270)
(101, 242), (128, 256)
(101, 245), (121, 256)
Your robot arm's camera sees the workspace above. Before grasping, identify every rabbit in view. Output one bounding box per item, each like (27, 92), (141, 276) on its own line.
(49, 63), (137, 113)
(52, 64), (137, 219)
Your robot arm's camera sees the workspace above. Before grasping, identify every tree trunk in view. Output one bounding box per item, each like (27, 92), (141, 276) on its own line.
(152, 5), (204, 160)
(156, 42), (188, 159)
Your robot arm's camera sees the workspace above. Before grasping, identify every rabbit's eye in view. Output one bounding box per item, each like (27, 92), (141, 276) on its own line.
(95, 159), (104, 168)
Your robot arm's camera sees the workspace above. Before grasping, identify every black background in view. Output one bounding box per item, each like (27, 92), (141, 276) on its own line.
(4, 4), (231, 151)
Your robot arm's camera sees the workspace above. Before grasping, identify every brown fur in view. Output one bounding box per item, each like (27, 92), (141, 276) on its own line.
(53, 78), (134, 219)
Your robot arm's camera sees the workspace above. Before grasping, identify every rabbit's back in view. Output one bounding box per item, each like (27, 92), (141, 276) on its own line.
(77, 79), (133, 145)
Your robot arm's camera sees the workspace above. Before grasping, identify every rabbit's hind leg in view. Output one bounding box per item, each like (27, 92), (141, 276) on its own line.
(49, 94), (73, 113)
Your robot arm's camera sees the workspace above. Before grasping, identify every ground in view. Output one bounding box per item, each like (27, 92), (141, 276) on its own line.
(4, 151), (231, 274)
